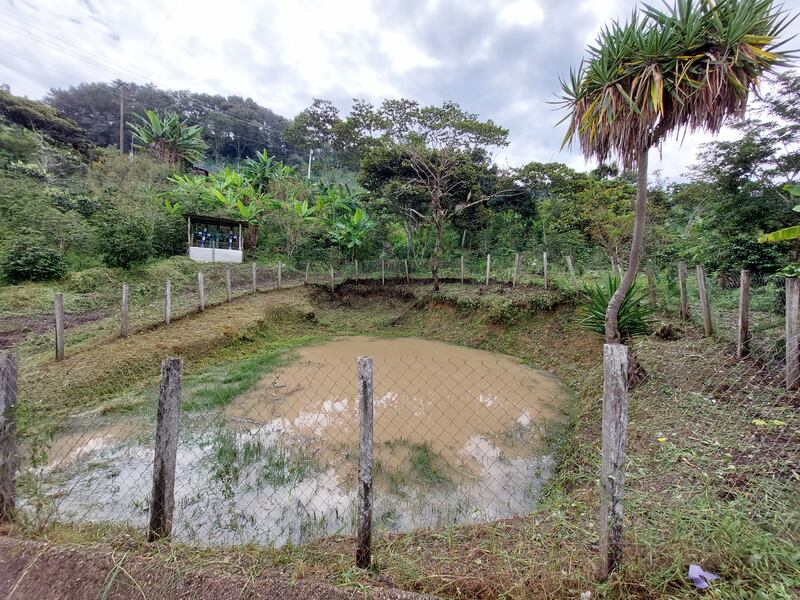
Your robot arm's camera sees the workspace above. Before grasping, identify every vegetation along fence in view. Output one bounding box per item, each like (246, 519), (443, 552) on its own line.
(0, 252), (797, 572)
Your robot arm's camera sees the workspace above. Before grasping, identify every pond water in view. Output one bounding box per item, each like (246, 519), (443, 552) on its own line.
(36, 337), (570, 546)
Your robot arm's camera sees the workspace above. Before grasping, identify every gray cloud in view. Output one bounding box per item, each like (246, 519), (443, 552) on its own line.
(1, 0), (798, 181)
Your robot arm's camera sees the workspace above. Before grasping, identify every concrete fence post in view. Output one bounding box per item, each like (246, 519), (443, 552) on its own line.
(512, 253), (520, 286)
(330, 265), (335, 292)
(460, 255), (465, 284)
(277, 262), (282, 289)
(678, 262), (689, 319)
(304, 261), (310, 286)
(0, 350), (18, 523)
(197, 272), (205, 312)
(485, 254), (491, 286)
(54, 292), (65, 361)
(148, 357), (182, 542)
(404, 259), (410, 284)
(786, 277), (799, 390)
(252, 262), (257, 292)
(599, 343), (629, 579)
(356, 356), (374, 569)
(566, 255), (578, 289)
(121, 283), (129, 338)
(165, 279), (172, 325)
(225, 267), (232, 302)
(736, 270), (751, 359)
(696, 264), (712, 336)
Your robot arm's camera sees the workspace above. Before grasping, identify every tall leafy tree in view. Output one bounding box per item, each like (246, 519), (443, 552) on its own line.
(559, 0), (795, 344)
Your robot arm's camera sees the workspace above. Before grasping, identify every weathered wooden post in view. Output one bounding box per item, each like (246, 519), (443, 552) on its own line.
(404, 259), (410, 284)
(165, 279), (172, 325)
(543, 252), (549, 289)
(197, 272), (205, 312)
(148, 357), (182, 542)
(566, 255), (578, 289)
(277, 262), (282, 289)
(485, 254), (491, 286)
(225, 267), (232, 302)
(0, 350), (17, 523)
(696, 264), (712, 336)
(120, 283), (129, 338)
(381, 260), (385, 285)
(252, 262), (257, 292)
(786, 277), (799, 390)
(646, 266), (657, 309)
(512, 253), (520, 286)
(304, 261), (310, 286)
(330, 265), (335, 292)
(736, 270), (751, 359)
(460, 255), (465, 284)
(356, 356), (374, 569)
(678, 262), (689, 319)
(599, 343), (629, 579)
(54, 292), (65, 361)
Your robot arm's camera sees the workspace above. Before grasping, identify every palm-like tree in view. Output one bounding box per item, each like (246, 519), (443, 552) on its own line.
(559, 0), (795, 343)
(129, 110), (207, 167)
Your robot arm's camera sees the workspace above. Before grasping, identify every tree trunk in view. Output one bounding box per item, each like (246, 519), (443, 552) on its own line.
(431, 212), (443, 292)
(605, 149), (648, 344)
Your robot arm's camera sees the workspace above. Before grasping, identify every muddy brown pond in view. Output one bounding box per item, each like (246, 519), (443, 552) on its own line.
(37, 337), (571, 545)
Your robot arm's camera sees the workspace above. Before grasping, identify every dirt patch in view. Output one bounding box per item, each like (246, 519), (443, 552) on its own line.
(0, 310), (108, 349)
(0, 536), (431, 599)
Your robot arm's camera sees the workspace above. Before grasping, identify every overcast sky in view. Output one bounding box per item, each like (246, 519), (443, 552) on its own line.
(1, 0), (798, 180)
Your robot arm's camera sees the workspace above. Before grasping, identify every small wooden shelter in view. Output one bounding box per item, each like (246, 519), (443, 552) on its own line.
(186, 214), (247, 263)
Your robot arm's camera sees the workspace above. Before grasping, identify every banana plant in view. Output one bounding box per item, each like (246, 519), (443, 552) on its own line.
(759, 184), (800, 243)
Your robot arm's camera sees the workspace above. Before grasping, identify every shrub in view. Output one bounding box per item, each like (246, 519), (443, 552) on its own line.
(0, 228), (66, 283)
(151, 212), (186, 257)
(96, 211), (153, 269)
(578, 274), (655, 339)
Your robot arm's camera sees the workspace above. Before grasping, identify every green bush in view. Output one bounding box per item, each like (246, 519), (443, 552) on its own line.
(0, 228), (66, 283)
(97, 212), (153, 269)
(151, 212), (186, 258)
(578, 274), (655, 339)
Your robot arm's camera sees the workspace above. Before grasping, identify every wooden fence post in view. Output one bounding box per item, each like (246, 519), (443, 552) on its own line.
(197, 272), (205, 312)
(404, 259), (410, 284)
(330, 265), (335, 292)
(225, 267), (232, 302)
(566, 255), (578, 289)
(460, 255), (465, 284)
(165, 279), (172, 325)
(543, 252), (549, 289)
(304, 261), (310, 286)
(485, 254), (491, 286)
(381, 260), (385, 285)
(120, 283), (129, 338)
(512, 253), (520, 286)
(356, 356), (374, 569)
(252, 262), (257, 292)
(599, 343), (629, 579)
(148, 357), (182, 542)
(645, 266), (657, 309)
(736, 270), (751, 359)
(277, 262), (282, 289)
(786, 277), (799, 390)
(0, 350), (17, 523)
(696, 264), (712, 336)
(54, 292), (65, 361)
(678, 262), (689, 319)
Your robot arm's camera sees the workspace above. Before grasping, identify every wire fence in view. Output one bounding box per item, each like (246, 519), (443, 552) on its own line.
(0, 251), (797, 578)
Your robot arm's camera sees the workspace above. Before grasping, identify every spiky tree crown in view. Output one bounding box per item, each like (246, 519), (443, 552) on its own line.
(559, 0), (796, 168)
